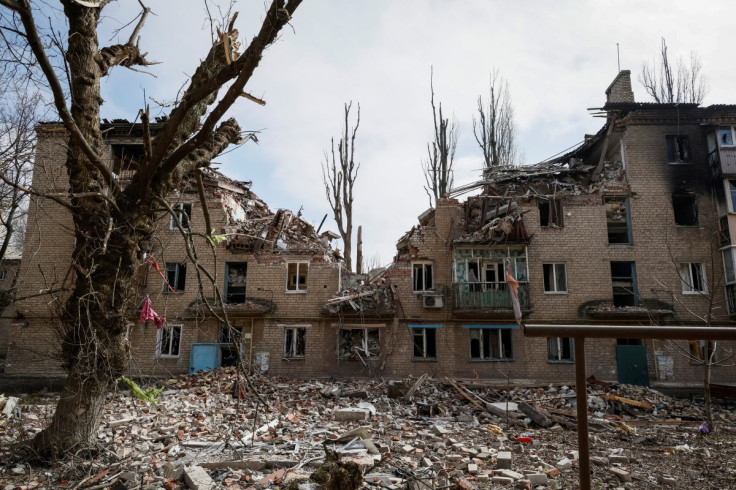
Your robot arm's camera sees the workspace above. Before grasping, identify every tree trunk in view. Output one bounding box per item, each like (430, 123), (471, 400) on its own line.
(704, 355), (714, 432)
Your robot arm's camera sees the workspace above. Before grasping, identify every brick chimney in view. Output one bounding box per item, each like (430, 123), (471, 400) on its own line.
(605, 70), (635, 104)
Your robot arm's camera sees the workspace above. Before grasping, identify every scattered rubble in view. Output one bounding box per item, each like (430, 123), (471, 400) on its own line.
(1, 369), (736, 489)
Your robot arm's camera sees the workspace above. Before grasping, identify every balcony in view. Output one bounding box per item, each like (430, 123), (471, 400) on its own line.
(709, 147), (736, 178)
(453, 282), (529, 314)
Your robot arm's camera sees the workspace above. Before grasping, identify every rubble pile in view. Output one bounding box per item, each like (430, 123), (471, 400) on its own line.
(325, 282), (396, 315)
(1, 369), (736, 489)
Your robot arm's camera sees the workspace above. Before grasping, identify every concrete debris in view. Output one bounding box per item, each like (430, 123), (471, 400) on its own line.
(1, 368), (736, 489)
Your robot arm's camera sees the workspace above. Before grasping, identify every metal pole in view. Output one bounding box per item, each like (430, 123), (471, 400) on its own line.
(574, 337), (591, 490)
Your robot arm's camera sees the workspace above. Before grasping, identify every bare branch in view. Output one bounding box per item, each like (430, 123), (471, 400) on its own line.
(422, 67), (456, 207)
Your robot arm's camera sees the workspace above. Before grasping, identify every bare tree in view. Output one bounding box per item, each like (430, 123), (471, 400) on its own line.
(640, 37), (708, 104)
(654, 241), (734, 432)
(322, 101), (360, 273)
(423, 68), (457, 207)
(473, 69), (519, 169)
(0, 70), (38, 264)
(0, 0), (302, 457)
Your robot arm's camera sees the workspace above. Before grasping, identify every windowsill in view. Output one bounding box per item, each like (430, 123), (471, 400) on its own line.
(469, 358), (514, 362)
(285, 290), (308, 294)
(607, 243), (633, 247)
(162, 290), (184, 294)
(690, 360), (719, 365)
(543, 291), (568, 295)
(282, 357), (306, 361)
(338, 357), (380, 362)
(412, 358), (437, 362)
(413, 290), (435, 295)
(548, 359), (574, 364)
(540, 225), (564, 229)
(674, 224), (700, 228)
(667, 161), (693, 165)
(156, 354), (180, 359)
(682, 290), (708, 295)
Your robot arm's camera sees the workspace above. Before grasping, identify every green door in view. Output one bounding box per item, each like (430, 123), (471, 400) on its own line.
(616, 342), (649, 386)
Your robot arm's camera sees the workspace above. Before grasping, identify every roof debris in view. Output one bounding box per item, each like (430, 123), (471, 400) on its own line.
(2, 368), (736, 489)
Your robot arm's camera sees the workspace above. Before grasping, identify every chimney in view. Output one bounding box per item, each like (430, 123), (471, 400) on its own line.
(605, 70), (635, 104)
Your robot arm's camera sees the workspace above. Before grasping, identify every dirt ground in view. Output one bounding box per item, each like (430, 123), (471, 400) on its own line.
(1, 367), (736, 489)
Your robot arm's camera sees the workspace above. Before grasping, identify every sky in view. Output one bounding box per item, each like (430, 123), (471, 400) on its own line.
(88, 0), (731, 268)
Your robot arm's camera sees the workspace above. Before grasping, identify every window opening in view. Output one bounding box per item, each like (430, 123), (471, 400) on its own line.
(605, 196), (631, 244)
(412, 328), (437, 360)
(543, 263), (568, 293)
(665, 135), (691, 163)
(284, 327), (306, 359)
(338, 328), (379, 360)
(689, 340), (717, 362)
(548, 337), (573, 362)
(157, 325), (182, 357)
(412, 262), (434, 292)
(672, 193), (698, 226)
(163, 262), (186, 292)
(225, 262), (248, 303)
(170, 202), (192, 229)
(111, 143), (144, 175)
(286, 262), (308, 292)
(539, 198), (563, 227)
(611, 261), (637, 306)
(679, 263), (707, 293)
(469, 328), (513, 360)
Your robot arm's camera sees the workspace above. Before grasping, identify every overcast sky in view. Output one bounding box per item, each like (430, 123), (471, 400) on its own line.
(93, 0), (730, 267)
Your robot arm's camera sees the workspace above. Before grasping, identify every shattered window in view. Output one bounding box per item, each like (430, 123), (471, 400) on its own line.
(219, 326), (243, 344)
(286, 262), (308, 292)
(548, 337), (573, 362)
(679, 263), (707, 294)
(689, 340), (717, 363)
(719, 126), (734, 146)
(724, 249), (736, 284)
(672, 193), (698, 226)
(469, 328), (512, 361)
(412, 262), (434, 292)
(610, 261), (637, 307)
(605, 196), (631, 244)
(111, 143), (144, 175)
(169, 202), (192, 229)
(163, 262), (186, 292)
(543, 263), (567, 293)
(412, 327), (437, 360)
(284, 327), (306, 359)
(539, 199), (563, 227)
(338, 328), (379, 360)
(157, 324), (182, 357)
(665, 135), (691, 163)
(225, 262), (248, 303)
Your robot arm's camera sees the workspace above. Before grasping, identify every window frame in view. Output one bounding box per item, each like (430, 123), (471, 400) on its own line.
(542, 263), (568, 294)
(286, 261), (309, 293)
(412, 261), (434, 293)
(468, 328), (513, 361)
(611, 261), (638, 307)
(337, 327), (380, 360)
(679, 262), (707, 294)
(224, 262), (248, 303)
(283, 326), (306, 359)
(169, 202), (192, 230)
(163, 262), (186, 292)
(665, 134), (692, 164)
(689, 339), (718, 364)
(539, 198), (563, 227)
(718, 126), (736, 147)
(547, 337), (573, 363)
(605, 196), (632, 245)
(156, 324), (182, 358)
(411, 327), (437, 361)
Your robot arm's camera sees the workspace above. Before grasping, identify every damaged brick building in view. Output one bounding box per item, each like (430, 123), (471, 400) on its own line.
(5, 71), (736, 387)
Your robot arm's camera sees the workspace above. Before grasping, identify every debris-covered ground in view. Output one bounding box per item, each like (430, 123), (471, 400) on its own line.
(2, 368), (736, 489)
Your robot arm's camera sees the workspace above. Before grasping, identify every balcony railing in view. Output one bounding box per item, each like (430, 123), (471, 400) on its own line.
(454, 282), (529, 310)
(710, 147), (736, 177)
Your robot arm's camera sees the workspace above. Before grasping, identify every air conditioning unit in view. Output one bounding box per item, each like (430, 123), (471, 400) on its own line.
(423, 294), (444, 308)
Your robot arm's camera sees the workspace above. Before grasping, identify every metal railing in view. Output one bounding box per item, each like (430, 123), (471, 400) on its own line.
(453, 282), (529, 309)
